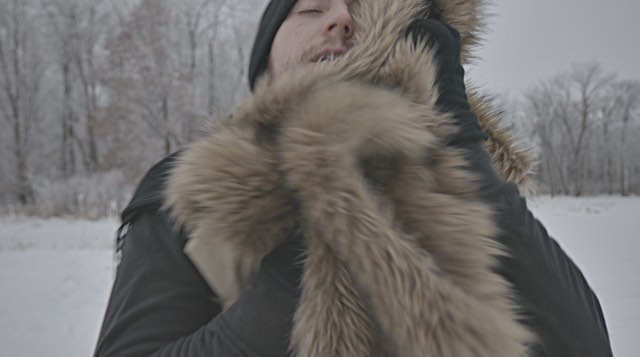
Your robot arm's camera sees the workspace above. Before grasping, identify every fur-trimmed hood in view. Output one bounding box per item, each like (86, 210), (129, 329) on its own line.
(166, 0), (535, 356)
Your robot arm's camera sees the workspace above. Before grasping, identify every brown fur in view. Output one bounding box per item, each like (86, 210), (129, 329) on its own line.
(469, 91), (537, 195)
(166, 0), (535, 355)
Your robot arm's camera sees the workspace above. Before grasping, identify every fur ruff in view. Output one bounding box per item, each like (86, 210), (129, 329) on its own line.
(166, 0), (535, 355)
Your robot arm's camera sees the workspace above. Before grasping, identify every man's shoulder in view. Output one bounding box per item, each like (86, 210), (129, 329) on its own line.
(121, 151), (182, 223)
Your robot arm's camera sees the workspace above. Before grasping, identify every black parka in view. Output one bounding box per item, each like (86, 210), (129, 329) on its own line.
(94, 154), (304, 356)
(95, 1), (611, 353)
(94, 150), (612, 357)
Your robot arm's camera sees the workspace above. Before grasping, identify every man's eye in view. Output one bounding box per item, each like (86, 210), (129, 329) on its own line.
(298, 9), (322, 14)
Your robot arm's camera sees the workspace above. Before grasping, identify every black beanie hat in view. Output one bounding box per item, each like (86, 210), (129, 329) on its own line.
(248, 0), (298, 90)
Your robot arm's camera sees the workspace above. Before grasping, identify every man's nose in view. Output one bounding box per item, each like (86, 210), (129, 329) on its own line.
(325, 4), (354, 40)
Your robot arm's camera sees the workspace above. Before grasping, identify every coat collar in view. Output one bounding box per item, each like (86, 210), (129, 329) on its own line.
(167, 0), (535, 355)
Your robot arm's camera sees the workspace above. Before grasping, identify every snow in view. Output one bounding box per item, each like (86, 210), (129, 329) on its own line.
(0, 196), (638, 356)
(0, 217), (117, 357)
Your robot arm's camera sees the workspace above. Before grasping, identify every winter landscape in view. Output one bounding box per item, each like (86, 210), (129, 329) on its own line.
(1, 0), (639, 356)
(0, 195), (638, 357)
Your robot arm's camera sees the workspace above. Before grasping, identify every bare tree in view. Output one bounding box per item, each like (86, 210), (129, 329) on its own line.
(596, 88), (618, 194)
(44, 0), (80, 176)
(100, 0), (259, 159)
(43, 0), (111, 175)
(103, 0), (190, 156)
(526, 82), (571, 195)
(565, 64), (613, 195)
(611, 80), (640, 195)
(0, 0), (46, 204)
(525, 63), (616, 196)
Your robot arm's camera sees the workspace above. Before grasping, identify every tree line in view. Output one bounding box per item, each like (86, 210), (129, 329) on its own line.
(0, 0), (263, 217)
(1, 0), (638, 218)
(515, 63), (640, 196)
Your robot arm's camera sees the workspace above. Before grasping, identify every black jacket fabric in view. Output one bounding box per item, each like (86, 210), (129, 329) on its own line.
(94, 154), (302, 357)
(95, 152), (612, 356)
(95, 0), (611, 354)
(489, 181), (612, 356)
(456, 122), (612, 355)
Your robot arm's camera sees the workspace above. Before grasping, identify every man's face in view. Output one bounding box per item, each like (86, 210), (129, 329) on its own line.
(270, 0), (356, 80)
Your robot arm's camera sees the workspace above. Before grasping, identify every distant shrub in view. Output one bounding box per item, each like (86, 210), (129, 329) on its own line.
(27, 170), (133, 219)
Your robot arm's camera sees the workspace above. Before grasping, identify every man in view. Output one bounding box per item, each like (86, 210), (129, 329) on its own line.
(95, 0), (612, 356)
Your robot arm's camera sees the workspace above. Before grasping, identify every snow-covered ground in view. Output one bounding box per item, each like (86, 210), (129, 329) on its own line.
(0, 217), (117, 357)
(0, 196), (638, 356)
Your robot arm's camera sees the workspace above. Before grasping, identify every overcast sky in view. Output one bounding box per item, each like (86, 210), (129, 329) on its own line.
(468, 0), (640, 95)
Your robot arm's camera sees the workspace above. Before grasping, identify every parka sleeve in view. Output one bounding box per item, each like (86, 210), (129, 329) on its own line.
(491, 182), (613, 357)
(453, 131), (612, 356)
(94, 208), (219, 356)
(94, 208), (300, 357)
(94, 154), (301, 357)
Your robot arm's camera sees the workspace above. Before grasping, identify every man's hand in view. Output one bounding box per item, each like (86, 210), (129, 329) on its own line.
(406, 19), (467, 114)
(406, 19), (504, 191)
